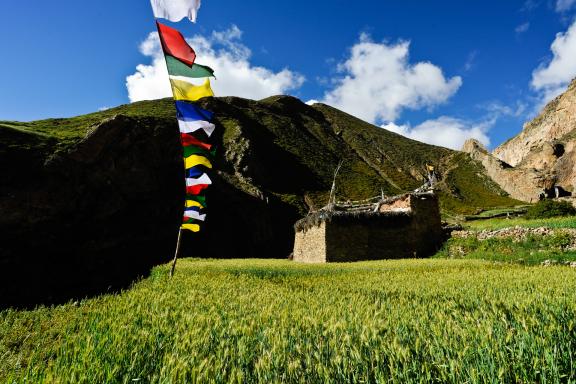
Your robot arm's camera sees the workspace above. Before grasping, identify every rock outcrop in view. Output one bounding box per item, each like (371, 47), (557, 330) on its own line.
(459, 79), (576, 202)
(462, 139), (553, 202)
(492, 79), (576, 194)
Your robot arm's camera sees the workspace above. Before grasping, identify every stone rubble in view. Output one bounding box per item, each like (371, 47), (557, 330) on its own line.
(452, 226), (576, 243)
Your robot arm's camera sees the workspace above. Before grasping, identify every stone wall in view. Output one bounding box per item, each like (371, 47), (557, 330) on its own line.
(325, 213), (415, 262)
(293, 222), (327, 263)
(293, 193), (443, 262)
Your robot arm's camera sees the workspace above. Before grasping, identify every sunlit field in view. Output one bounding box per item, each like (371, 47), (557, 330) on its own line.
(2, 258), (576, 383)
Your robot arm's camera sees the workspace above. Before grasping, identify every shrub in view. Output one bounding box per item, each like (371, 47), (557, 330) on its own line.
(525, 199), (576, 219)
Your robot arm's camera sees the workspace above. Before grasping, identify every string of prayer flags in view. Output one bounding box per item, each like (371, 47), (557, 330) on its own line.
(152, 8), (216, 234)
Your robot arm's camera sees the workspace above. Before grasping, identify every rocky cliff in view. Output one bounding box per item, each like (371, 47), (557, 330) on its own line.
(0, 96), (517, 307)
(462, 139), (553, 202)
(492, 78), (576, 195)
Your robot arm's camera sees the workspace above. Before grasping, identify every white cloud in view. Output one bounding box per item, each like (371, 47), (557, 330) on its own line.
(556, 0), (576, 12)
(381, 117), (492, 150)
(480, 101), (527, 118)
(531, 19), (576, 105)
(463, 50), (478, 72)
(515, 22), (530, 34)
(126, 26), (305, 102)
(320, 34), (462, 124)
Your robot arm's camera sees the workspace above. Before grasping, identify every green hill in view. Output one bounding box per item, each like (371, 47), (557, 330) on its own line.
(2, 96), (518, 212)
(0, 96), (519, 306)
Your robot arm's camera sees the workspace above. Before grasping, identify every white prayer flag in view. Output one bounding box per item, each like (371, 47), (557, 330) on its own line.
(186, 174), (212, 187)
(150, 0), (202, 23)
(178, 119), (216, 137)
(184, 210), (206, 221)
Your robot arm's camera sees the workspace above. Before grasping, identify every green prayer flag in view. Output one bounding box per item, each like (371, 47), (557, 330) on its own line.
(186, 195), (207, 207)
(183, 145), (216, 158)
(166, 55), (215, 78)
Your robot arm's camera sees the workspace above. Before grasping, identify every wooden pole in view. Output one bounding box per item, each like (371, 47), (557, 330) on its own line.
(170, 227), (183, 278)
(329, 160), (343, 210)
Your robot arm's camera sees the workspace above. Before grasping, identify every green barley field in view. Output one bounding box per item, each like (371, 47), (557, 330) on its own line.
(2, 258), (576, 383)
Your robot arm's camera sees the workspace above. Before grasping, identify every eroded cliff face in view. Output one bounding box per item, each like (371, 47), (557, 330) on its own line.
(462, 139), (553, 202)
(492, 79), (576, 194)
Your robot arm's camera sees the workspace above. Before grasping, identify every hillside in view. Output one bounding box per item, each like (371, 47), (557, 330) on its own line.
(0, 96), (518, 306)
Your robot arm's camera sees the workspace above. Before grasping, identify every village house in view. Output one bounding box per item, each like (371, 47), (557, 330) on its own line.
(292, 192), (443, 263)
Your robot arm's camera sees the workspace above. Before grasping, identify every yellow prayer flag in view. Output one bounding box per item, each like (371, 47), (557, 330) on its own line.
(185, 154), (212, 169)
(170, 77), (214, 101)
(181, 223), (201, 232)
(185, 200), (204, 208)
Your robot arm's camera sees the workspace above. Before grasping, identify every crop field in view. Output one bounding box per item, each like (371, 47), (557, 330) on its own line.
(2, 258), (576, 383)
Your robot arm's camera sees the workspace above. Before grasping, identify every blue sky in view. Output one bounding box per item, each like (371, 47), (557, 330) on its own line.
(1, 0), (576, 149)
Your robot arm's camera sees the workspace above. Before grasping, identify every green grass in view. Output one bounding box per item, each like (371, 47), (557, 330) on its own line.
(464, 206), (529, 220)
(468, 215), (576, 230)
(438, 153), (521, 215)
(2, 259), (576, 383)
(0, 99), (176, 144)
(437, 233), (576, 265)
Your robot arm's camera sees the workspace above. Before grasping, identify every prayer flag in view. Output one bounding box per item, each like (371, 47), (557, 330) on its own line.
(181, 223), (200, 232)
(166, 56), (214, 78)
(151, 0), (202, 23)
(184, 209), (206, 222)
(183, 145), (215, 158)
(186, 184), (209, 195)
(170, 78), (214, 101)
(175, 100), (213, 121)
(185, 200), (204, 209)
(185, 154), (212, 169)
(186, 195), (207, 207)
(181, 133), (212, 150)
(178, 119), (215, 137)
(186, 174), (212, 187)
(185, 174), (211, 195)
(157, 21), (196, 66)
(186, 166), (205, 178)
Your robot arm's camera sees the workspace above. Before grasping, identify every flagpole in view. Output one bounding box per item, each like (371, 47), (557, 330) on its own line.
(155, 19), (189, 277)
(170, 227), (183, 277)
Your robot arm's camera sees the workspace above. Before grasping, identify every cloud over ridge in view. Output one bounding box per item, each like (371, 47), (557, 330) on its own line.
(126, 26), (305, 102)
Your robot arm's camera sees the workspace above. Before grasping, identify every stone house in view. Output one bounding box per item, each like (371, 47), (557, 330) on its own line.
(292, 192), (443, 263)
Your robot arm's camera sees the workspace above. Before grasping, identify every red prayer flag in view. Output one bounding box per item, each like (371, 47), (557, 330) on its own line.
(186, 184), (210, 195)
(181, 133), (212, 150)
(157, 21), (196, 66)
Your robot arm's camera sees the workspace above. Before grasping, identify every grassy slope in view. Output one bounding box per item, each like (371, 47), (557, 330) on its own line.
(2, 258), (575, 383)
(0, 97), (519, 215)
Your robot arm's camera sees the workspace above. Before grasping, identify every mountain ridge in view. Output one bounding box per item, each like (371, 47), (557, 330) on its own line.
(0, 95), (518, 306)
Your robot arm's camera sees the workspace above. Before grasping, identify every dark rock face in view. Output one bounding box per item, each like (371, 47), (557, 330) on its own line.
(0, 109), (302, 308)
(1, 116), (183, 307)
